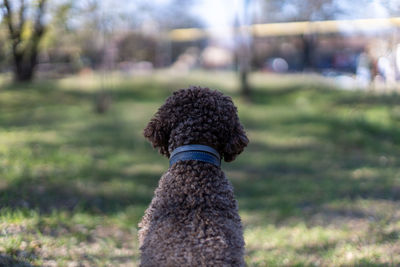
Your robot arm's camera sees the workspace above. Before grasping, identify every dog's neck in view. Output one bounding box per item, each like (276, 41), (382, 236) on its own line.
(169, 144), (221, 167)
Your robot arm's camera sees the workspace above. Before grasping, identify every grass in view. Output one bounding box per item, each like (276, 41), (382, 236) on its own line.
(1, 70), (400, 266)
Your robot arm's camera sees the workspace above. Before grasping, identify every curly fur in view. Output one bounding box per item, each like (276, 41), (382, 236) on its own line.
(139, 86), (249, 266)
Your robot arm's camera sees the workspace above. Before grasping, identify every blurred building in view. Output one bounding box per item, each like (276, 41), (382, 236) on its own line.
(167, 17), (400, 88)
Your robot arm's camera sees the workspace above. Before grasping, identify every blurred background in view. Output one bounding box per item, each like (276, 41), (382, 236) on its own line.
(1, 0), (400, 266)
(0, 0), (399, 89)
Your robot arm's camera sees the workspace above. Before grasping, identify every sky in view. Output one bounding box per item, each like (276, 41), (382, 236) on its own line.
(191, 0), (240, 29)
(0, 0), (398, 30)
(191, 0), (399, 29)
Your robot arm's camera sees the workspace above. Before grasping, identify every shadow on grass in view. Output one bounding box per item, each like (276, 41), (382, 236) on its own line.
(232, 114), (400, 222)
(62, 83), (173, 103)
(0, 116), (162, 215)
(335, 92), (400, 107)
(295, 241), (338, 256)
(247, 83), (342, 105)
(0, 79), (170, 128)
(248, 85), (308, 105)
(234, 165), (400, 223)
(2, 77), (400, 230)
(278, 113), (400, 158)
(2, 104), (400, 226)
(1, 78), (173, 100)
(0, 121), (162, 213)
(0, 168), (158, 214)
(0, 253), (36, 267)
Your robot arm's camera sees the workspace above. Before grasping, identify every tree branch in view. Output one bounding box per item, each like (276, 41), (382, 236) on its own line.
(3, 0), (16, 37)
(3, 0), (23, 60)
(2, 0), (49, 81)
(18, 0), (26, 32)
(33, 0), (47, 37)
(29, 0), (47, 66)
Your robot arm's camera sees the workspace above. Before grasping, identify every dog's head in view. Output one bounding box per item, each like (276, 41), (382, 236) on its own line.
(144, 86), (248, 162)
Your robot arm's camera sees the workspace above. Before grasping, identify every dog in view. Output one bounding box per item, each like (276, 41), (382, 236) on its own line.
(139, 86), (248, 266)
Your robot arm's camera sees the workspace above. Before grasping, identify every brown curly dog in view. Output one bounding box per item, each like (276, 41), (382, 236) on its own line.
(139, 86), (249, 266)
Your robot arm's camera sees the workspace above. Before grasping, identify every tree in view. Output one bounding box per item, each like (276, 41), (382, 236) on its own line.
(0, 24), (10, 71)
(133, 0), (203, 30)
(260, 0), (400, 71)
(235, 0), (254, 98)
(1, 0), (47, 81)
(262, 0), (400, 23)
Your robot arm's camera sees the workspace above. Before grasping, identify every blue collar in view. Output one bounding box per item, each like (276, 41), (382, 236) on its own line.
(169, 144), (221, 167)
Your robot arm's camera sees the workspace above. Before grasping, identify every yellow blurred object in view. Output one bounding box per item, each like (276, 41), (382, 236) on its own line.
(169, 28), (207, 42)
(169, 17), (400, 41)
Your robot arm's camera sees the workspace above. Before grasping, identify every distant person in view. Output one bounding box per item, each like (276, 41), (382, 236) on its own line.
(378, 55), (395, 87)
(356, 52), (372, 89)
(395, 44), (400, 81)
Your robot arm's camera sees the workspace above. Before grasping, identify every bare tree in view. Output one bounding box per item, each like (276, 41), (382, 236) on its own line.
(235, 0), (254, 98)
(1, 0), (47, 81)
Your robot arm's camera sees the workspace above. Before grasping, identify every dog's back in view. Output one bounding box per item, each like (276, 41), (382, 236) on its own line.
(139, 161), (244, 266)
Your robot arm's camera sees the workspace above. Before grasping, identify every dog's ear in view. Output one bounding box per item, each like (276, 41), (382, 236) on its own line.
(143, 115), (170, 157)
(222, 118), (249, 162)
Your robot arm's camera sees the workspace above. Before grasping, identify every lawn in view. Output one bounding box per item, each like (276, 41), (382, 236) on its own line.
(1, 71), (399, 266)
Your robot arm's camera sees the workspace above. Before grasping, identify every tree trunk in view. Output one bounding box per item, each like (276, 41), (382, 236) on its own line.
(301, 34), (315, 71)
(15, 64), (35, 82)
(2, 0), (46, 82)
(234, 0), (253, 98)
(237, 41), (252, 98)
(240, 69), (250, 97)
(14, 57), (36, 82)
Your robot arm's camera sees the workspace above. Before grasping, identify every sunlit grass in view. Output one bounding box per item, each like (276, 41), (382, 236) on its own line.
(1, 71), (400, 266)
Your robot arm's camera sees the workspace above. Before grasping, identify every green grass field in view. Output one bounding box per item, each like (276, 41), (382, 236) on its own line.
(1, 71), (400, 266)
